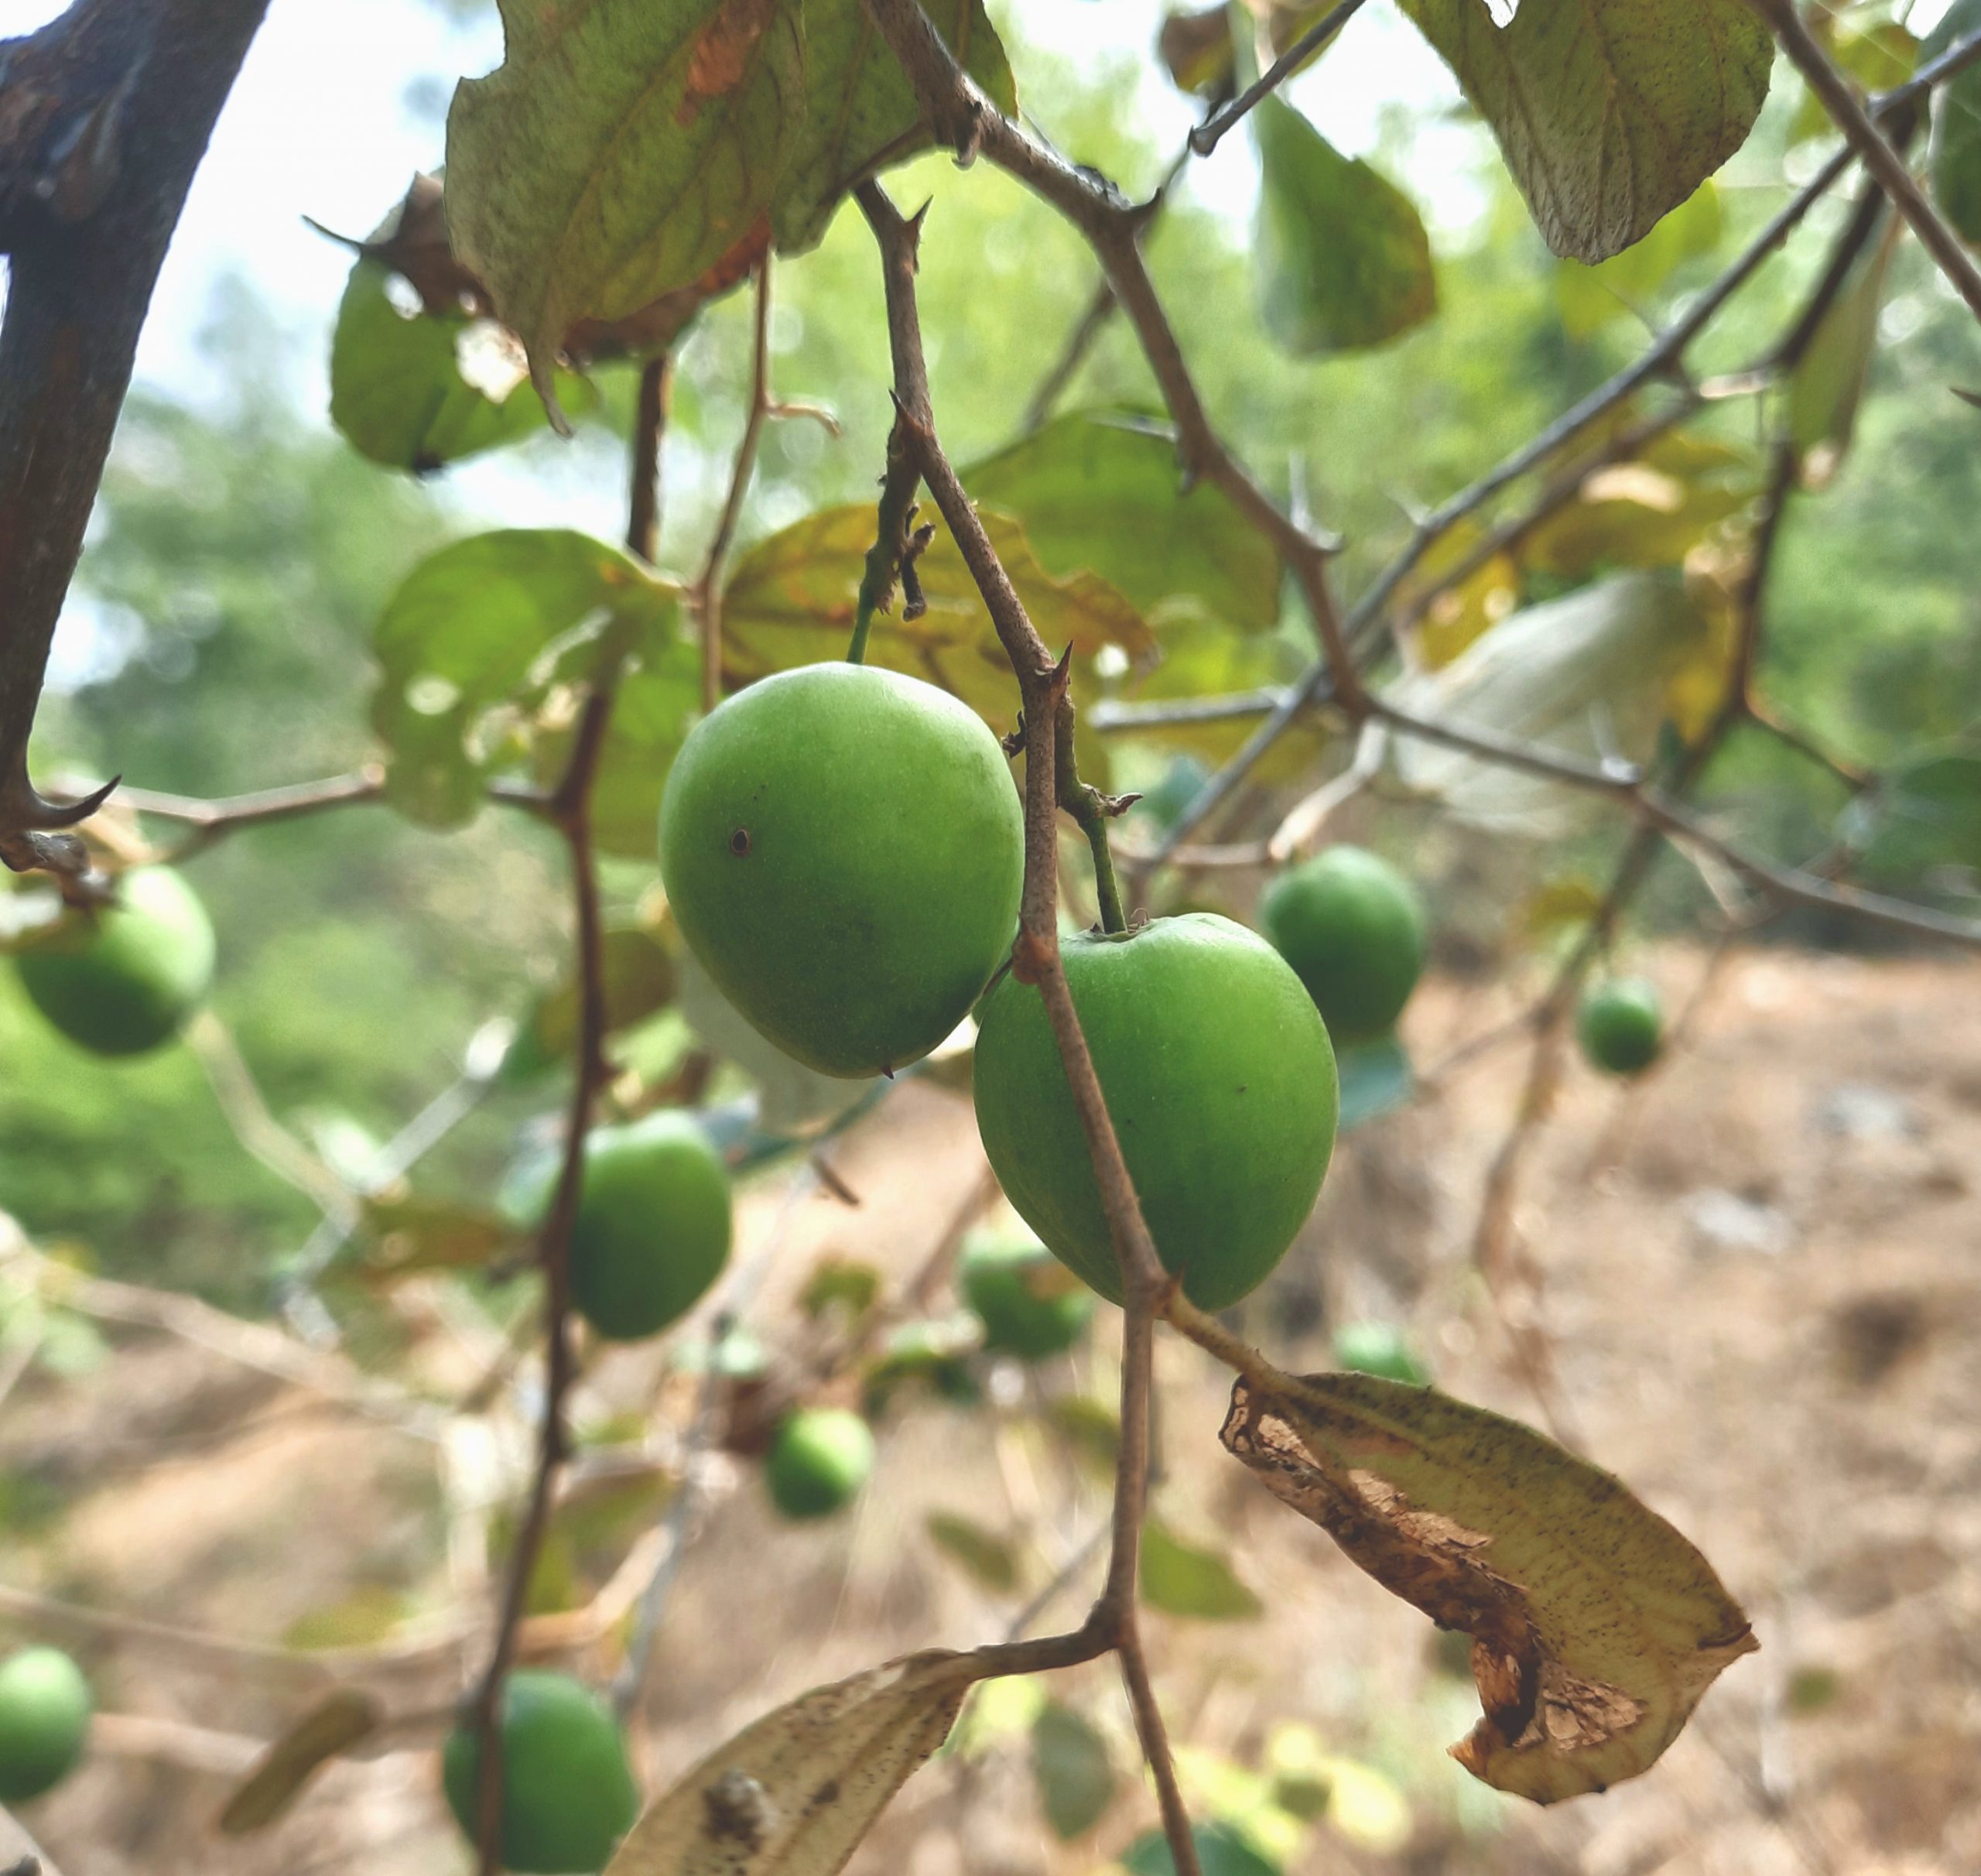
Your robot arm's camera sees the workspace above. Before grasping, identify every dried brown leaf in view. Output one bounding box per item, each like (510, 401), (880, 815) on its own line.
(215, 1687), (380, 1834)
(605, 1650), (979, 1874)
(1220, 1371), (1755, 1803)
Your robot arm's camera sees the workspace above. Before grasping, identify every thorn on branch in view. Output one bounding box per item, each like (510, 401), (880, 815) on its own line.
(899, 520), (936, 621)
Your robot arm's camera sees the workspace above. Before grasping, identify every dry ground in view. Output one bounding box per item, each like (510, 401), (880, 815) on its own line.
(4, 943), (1979, 1876)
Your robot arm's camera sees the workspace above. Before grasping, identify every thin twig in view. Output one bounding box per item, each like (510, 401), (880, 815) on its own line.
(694, 264), (774, 710)
(1189, 0), (1372, 155)
(626, 351), (672, 567)
(1021, 278), (1116, 433)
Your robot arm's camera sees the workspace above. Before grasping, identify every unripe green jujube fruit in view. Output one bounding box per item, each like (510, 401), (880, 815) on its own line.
(765, 1407), (874, 1521)
(960, 1227), (1095, 1361)
(442, 1670), (638, 1873)
(973, 915), (1338, 1312)
(1577, 977), (1664, 1077)
(13, 866), (215, 1057)
(659, 664), (1024, 1078)
(1331, 1321), (1430, 1385)
(1261, 846), (1426, 1046)
(0, 1646), (93, 1803)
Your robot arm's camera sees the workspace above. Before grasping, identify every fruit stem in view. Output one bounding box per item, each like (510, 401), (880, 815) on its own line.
(1083, 816), (1127, 934)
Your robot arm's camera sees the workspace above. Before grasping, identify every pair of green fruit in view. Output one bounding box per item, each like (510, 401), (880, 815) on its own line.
(659, 664), (1346, 1313)
(0, 1645), (93, 1804)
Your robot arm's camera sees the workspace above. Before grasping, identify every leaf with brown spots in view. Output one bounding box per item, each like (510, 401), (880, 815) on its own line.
(604, 1651), (979, 1874)
(1220, 1370), (1756, 1803)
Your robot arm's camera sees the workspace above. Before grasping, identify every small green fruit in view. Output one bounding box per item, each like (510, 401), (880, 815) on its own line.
(766, 1407), (874, 1520)
(1331, 1321), (1429, 1385)
(1577, 977), (1664, 1077)
(960, 1227), (1094, 1361)
(442, 1671), (638, 1873)
(13, 866), (215, 1056)
(0, 1646), (93, 1803)
(1261, 846), (1426, 1046)
(659, 664), (1024, 1078)
(973, 915), (1337, 1312)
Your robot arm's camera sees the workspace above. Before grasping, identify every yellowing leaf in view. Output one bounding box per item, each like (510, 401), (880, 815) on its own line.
(1789, 216), (1901, 489)
(605, 1651), (978, 1874)
(1220, 1370), (1756, 1802)
(446, 0), (806, 409)
(217, 1688), (380, 1834)
(1398, 521), (1518, 669)
(1395, 0), (1771, 262)
(721, 504), (1153, 728)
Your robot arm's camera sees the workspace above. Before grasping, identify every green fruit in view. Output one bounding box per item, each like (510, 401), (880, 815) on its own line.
(13, 866), (215, 1056)
(1261, 846), (1426, 1046)
(512, 1113), (731, 1341)
(960, 1227), (1094, 1361)
(766, 1407), (874, 1520)
(0, 1646), (92, 1803)
(659, 664), (1024, 1078)
(973, 915), (1337, 1312)
(1577, 977), (1663, 1077)
(1331, 1321), (1429, 1385)
(442, 1671), (638, 1873)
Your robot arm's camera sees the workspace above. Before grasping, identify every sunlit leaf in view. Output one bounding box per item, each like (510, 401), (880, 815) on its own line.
(1401, 521), (1519, 670)
(1555, 183), (1723, 338)
(446, 0), (806, 408)
(1220, 1369), (1756, 1802)
(354, 1195), (518, 1284)
(1031, 1703), (1116, 1840)
(721, 503), (1153, 727)
(217, 1688), (381, 1835)
(1521, 430), (1753, 577)
(926, 1511), (1021, 1595)
(773, 1), (1014, 252)
(604, 1650), (977, 1874)
(505, 923), (678, 1083)
(1790, 19), (1915, 145)
(1395, 0), (1771, 262)
(1141, 1521), (1264, 1621)
(1254, 98), (1435, 355)
(964, 413), (1282, 632)
(1928, 0), (1981, 244)
(1789, 217), (1901, 489)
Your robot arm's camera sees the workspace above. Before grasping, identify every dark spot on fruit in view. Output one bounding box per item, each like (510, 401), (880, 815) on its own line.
(729, 827), (751, 857)
(1237, 1084), (1247, 1094)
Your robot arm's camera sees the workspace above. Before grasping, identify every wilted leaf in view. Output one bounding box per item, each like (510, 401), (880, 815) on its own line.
(217, 1688), (381, 1834)
(370, 528), (685, 829)
(1121, 1820), (1281, 1876)
(774, 1), (1014, 252)
(446, 0), (806, 409)
(1555, 183), (1723, 339)
(1159, 5), (1234, 95)
(1141, 1521), (1264, 1621)
(1790, 217), (1901, 489)
(1031, 1703), (1115, 1840)
(1254, 97), (1435, 355)
(721, 504), (1152, 727)
(1928, 0), (1981, 243)
(927, 1511), (1021, 1595)
(1395, 0), (1771, 262)
(1336, 1037), (1413, 1133)
(1220, 1369), (1756, 1801)
(965, 413), (1281, 632)
(604, 1650), (977, 1874)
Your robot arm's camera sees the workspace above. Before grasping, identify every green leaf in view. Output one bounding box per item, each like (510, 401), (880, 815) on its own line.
(773, 0), (1014, 252)
(1790, 19), (1914, 146)
(1929, 0), (1981, 244)
(1555, 182), (1723, 339)
(1842, 747), (1981, 885)
(1045, 1394), (1121, 1478)
(926, 1511), (1022, 1595)
(1394, 0), (1771, 262)
(802, 1257), (885, 1322)
(1253, 98), (1435, 355)
(1220, 1369), (1757, 1802)
(542, 656), (704, 860)
(720, 503), (1154, 727)
(219, 1689), (381, 1835)
(1141, 1520), (1264, 1621)
(504, 923), (678, 1083)
(1789, 218), (1901, 489)
(369, 528), (683, 829)
(1030, 1703), (1116, 1840)
(1336, 1036), (1413, 1132)
(445, 0), (806, 407)
(964, 413), (1282, 631)
(1121, 1821), (1281, 1876)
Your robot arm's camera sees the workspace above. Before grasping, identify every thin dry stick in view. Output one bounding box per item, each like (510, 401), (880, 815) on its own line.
(1189, 0), (1373, 154)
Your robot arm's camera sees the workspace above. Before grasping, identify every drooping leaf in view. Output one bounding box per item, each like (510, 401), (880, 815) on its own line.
(1220, 1369), (1756, 1802)
(217, 1688), (381, 1835)
(926, 1511), (1022, 1595)
(964, 413), (1282, 632)
(1254, 98), (1435, 355)
(773, 1), (1014, 252)
(1141, 1521), (1264, 1621)
(369, 528), (683, 829)
(1555, 182), (1723, 339)
(1030, 1703), (1116, 1840)
(445, 0), (806, 409)
(1336, 1036), (1413, 1132)
(1928, 0), (1981, 244)
(720, 504), (1154, 727)
(1789, 216), (1901, 488)
(604, 1650), (977, 1874)
(1121, 1821), (1281, 1876)
(1394, 0), (1771, 262)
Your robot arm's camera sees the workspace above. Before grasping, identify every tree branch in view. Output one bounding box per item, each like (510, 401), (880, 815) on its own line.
(1189, 0), (1372, 156)
(693, 263), (773, 711)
